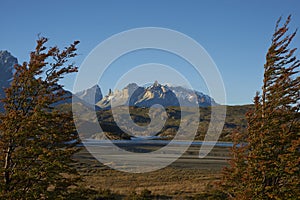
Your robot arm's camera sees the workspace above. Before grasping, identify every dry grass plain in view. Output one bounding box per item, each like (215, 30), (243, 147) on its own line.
(72, 144), (230, 199)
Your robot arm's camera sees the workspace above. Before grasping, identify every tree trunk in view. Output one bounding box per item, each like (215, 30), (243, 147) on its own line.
(4, 145), (12, 190)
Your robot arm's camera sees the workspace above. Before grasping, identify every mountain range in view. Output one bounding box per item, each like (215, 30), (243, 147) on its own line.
(0, 50), (251, 141)
(0, 50), (217, 110)
(78, 81), (217, 109)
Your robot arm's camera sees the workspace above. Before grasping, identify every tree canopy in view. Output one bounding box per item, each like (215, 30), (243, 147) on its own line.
(220, 15), (300, 199)
(0, 37), (80, 199)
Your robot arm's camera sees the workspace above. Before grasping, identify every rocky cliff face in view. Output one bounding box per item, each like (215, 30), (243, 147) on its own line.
(97, 83), (145, 108)
(134, 81), (179, 107)
(0, 51), (18, 110)
(0, 50), (18, 91)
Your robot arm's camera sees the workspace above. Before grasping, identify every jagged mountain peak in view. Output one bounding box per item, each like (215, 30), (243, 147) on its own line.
(147, 81), (170, 92)
(75, 84), (103, 105)
(0, 50), (18, 77)
(0, 50), (17, 64)
(124, 83), (139, 89)
(0, 50), (18, 111)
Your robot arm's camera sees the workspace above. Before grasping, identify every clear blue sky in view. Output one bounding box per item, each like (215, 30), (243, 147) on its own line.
(1, 0), (299, 105)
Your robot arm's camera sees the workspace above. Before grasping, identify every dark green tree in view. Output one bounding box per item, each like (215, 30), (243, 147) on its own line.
(0, 37), (80, 199)
(220, 16), (300, 199)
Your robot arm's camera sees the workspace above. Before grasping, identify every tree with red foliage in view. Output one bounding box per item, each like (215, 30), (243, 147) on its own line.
(0, 37), (80, 199)
(220, 16), (300, 199)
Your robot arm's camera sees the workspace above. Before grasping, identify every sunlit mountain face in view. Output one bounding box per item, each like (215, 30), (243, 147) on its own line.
(96, 81), (217, 109)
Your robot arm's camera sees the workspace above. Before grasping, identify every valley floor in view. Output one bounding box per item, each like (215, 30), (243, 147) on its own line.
(72, 145), (230, 199)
